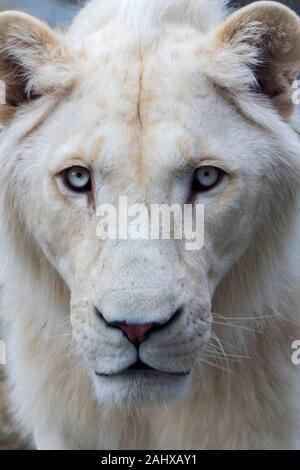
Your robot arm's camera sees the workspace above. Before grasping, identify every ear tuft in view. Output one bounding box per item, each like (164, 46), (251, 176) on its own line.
(205, 1), (300, 119)
(0, 11), (75, 122)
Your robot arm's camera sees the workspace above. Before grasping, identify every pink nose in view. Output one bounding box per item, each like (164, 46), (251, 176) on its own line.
(118, 323), (153, 344)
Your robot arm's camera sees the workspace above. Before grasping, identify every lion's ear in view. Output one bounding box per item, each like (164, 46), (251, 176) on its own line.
(206, 1), (300, 119)
(0, 11), (74, 123)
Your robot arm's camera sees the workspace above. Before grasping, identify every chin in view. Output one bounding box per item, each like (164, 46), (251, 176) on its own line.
(92, 369), (193, 408)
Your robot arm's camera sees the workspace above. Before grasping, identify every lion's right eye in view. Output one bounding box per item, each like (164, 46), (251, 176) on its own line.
(192, 166), (225, 192)
(62, 166), (92, 193)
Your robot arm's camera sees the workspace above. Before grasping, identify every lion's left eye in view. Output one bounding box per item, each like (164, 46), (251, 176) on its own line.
(192, 166), (224, 192)
(63, 166), (92, 192)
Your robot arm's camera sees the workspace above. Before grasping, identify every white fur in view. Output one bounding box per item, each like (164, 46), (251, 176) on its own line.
(1, 0), (300, 449)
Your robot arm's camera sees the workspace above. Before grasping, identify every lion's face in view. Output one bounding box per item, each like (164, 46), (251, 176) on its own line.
(2, 3), (300, 406)
(12, 37), (274, 406)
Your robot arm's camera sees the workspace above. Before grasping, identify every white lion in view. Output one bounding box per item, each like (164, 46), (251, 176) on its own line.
(1, 0), (300, 449)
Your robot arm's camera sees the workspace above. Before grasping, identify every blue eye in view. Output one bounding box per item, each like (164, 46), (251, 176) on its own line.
(192, 166), (224, 192)
(63, 166), (92, 192)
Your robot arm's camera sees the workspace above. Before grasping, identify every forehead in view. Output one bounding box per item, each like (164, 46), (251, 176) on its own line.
(45, 30), (257, 174)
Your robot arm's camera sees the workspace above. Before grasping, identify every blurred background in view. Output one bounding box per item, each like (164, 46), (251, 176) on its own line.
(0, 0), (83, 25)
(0, 0), (299, 451)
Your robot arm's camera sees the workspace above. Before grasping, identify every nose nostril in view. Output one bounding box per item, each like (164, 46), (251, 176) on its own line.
(173, 306), (185, 320)
(94, 307), (103, 321)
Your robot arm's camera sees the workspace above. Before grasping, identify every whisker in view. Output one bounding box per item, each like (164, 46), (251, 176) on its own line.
(213, 313), (272, 321)
(203, 353), (241, 363)
(205, 349), (251, 360)
(45, 332), (73, 340)
(212, 311), (300, 329)
(197, 357), (234, 374)
(210, 331), (233, 412)
(212, 320), (259, 333)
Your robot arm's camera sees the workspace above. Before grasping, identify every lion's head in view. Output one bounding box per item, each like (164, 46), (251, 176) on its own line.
(1, 0), (300, 407)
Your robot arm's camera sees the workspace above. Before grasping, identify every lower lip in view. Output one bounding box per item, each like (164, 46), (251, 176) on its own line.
(95, 369), (190, 379)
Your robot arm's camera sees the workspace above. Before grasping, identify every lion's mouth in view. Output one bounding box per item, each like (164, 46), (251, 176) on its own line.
(95, 359), (190, 378)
